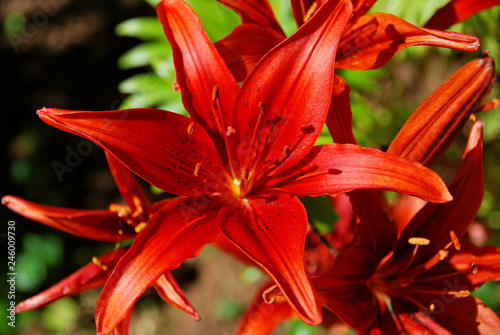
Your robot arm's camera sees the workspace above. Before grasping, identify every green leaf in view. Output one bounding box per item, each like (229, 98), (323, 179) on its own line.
(117, 42), (171, 69)
(116, 17), (166, 41)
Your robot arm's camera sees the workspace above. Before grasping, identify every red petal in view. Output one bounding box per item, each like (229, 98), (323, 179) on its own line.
(37, 108), (230, 197)
(95, 197), (219, 334)
(153, 271), (200, 320)
(2, 195), (135, 242)
(157, 0), (239, 144)
(350, 191), (398, 259)
(270, 143), (452, 203)
(218, 193), (322, 325)
(393, 296), (500, 334)
(233, 283), (294, 335)
(16, 248), (127, 313)
(214, 24), (285, 82)
(325, 75), (357, 145)
(425, 0), (500, 30)
(386, 122), (484, 275)
(326, 193), (357, 251)
(216, 0), (284, 35)
(388, 57), (496, 166)
(232, 0), (353, 178)
(105, 151), (152, 212)
(313, 247), (379, 329)
(336, 13), (479, 70)
(350, 0), (378, 20)
(111, 307), (133, 335)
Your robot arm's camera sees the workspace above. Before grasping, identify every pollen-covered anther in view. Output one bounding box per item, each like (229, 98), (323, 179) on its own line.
(449, 230), (461, 250)
(194, 162), (202, 177)
(109, 204), (131, 217)
(472, 266), (479, 274)
(408, 237), (430, 245)
(424, 303), (435, 316)
(258, 101), (266, 116)
(453, 290), (470, 298)
(92, 257), (108, 271)
(134, 222), (147, 233)
(226, 126), (236, 136)
(212, 85), (219, 102)
(187, 122), (195, 135)
(118, 229), (124, 235)
(438, 250), (449, 261)
(469, 113), (477, 122)
(303, 2), (317, 22)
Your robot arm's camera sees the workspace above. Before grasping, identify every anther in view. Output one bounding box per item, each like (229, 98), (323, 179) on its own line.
(408, 237), (430, 245)
(194, 162), (202, 177)
(424, 303), (435, 316)
(449, 230), (461, 250)
(109, 204), (130, 218)
(134, 222), (147, 233)
(226, 126), (236, 136)
(303, 2), (317, 22)
(212, 85), (219, 102)
(187, 123), (195, 135)
(469, 113), (477, 122)
(453, 290), (470, 298)
(118, 229), (124, 235)
(258, 101), (266, 116)
(438, 250), (449, 261)
(472, 267), (479, 274)
(92, 257), (108, 271)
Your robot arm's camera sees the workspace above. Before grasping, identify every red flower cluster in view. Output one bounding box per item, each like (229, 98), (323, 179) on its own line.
(4, 0), (500, 334)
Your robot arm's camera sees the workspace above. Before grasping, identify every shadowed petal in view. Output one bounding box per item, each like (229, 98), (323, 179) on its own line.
(95, 197), (220, 334)
(153, 271), (200, 321)
(105, 151), (152, 212)
(2, 195), (135, 242)
(16, 248), (128, 313)
(218, 193), (322, 325)
(216, 0), (284, 35)
(325, 74), (357, 145)
(336, 13), (479, 70)
(388, 57), (496, 166)
(111, 308), (133, 335)
(425, 0), (500, 30)
(233, 0), (353, 178)
(234, 283), (294, 335)
(214, 24), (285, 82)
(270, 143), (452, 203)
(157, 0), (239, 144)
(313, 247), (379, 329)
(386, 122), (484, 275)
(37, 108), (230, 197)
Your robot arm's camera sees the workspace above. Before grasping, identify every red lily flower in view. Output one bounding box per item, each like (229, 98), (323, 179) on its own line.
(214, 0), (479, 81)
(309, 121), (500, 333)
(425, 0), (500, 30)
(2, 152), (199, 333)
(36, 0), (453, 332)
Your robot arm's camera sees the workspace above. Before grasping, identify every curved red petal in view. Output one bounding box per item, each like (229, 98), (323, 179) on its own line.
(232, 0), (353, 179)
(111, 307), (133, 335)
(157, 0), (239, 145)
(214, 24), (285, 82)
(37, 108), (230, 197)
(271, 143), (452, 203)
(16, 248), (127, 313)
(216, 0), (284, 35)
(153, 271), (200, 320)
(388, 57), (496, 166)
(105, 151), (152, 212)
(2, 195), (135, 242)
(95, 197), (219, 334)
(218, 193), (322, 325)
(425, 0), (500, 30)
(336, 13), (479, 70)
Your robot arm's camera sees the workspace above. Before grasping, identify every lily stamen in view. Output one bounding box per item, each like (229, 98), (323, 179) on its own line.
(303, 2), (317, 22)
(134, 222), (147, 233)
(92, 257), (109, 271)
(187, 122), (195, 135)
(212, 85), (219, 102)
(194, 162), (202, 177)
(449, 230), (461, 250)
